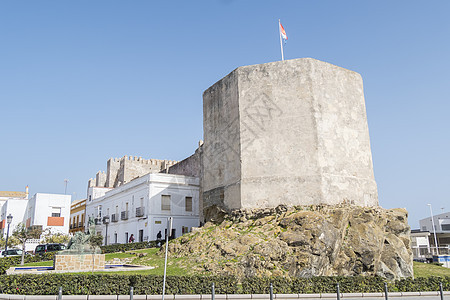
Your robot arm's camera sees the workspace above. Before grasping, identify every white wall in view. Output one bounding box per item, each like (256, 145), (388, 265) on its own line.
(86, 173), (200, 245)
(420, 211), (450, 233)
(0, 199), (28, 238)
(26, 193), (71, 235)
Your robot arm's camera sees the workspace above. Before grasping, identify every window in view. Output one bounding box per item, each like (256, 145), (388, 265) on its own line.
(442, 224), (450, 231)
(139, 229), (144, 242)
(422, 226), (427, 231)
(185, 197), (193, 212)
(182, 226), (190, 234)
(161, 195), (171, 211)
(51, 207), (61, 217)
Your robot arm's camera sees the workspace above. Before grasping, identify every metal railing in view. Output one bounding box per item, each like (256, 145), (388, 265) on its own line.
(136, 207), (145, 217)
(412, 246), (450, 259)
(111, 214), (119, 222)
(121, 211), (129, 220)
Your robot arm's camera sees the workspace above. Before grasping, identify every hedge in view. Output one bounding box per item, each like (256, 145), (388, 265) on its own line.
(0, 274), (238, 295)
(0, 252), (55, 275)
(0, 274), (448, 295)
(100, 240), (160, 254)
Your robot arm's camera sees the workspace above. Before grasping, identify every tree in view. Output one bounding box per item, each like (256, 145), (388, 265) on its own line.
(41, 231), (70, 244)
(89, 233), (103, 248)
(12, 223), (42, 265)
(0, 235), (19, 250)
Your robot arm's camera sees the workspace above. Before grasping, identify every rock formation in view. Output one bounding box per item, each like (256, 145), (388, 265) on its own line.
(168, 204), (413, 280)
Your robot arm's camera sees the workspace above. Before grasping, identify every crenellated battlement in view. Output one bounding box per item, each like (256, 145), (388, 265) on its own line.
(88, 155), (179, 192)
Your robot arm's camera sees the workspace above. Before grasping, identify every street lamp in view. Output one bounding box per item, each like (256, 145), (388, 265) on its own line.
(102, 215), (110, 246)
(427, 204), (439, 255)
(4, 214), (13, 255)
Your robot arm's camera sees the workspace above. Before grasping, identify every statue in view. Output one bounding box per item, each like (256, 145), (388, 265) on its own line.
(62, 216), (101, 254)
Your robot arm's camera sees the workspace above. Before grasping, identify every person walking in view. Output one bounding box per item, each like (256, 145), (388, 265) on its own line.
(129, 234), (135, 243)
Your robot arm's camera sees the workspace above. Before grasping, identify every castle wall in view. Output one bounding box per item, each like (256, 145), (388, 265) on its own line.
(95, 171), (106, 187)
(118, 156), (178, 185)
(202, 58), (378, 214)
(106, 158), (120, 188)
(166, 148), (202, 178)
(203, 70), (242, 211)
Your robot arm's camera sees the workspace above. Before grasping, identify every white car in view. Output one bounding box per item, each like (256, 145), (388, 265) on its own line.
(0, 249), (30, 257)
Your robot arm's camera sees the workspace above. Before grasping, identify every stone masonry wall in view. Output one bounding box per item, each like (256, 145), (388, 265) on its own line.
(54, 254), (105, 271)
(202, 58), (378, 216)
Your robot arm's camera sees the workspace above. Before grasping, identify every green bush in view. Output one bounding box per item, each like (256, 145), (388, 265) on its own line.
(100, 241), (160, 254)
(0, 252), (55, 275)
(0, 274), (238, 295)
(241, 276), (450, 294)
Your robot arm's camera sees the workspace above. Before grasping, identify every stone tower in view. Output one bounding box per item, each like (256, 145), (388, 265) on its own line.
(202, 58), (378, 213)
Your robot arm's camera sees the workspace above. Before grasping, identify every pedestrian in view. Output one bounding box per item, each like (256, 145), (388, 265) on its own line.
(129, 234), (135, 243)
(156, 231), (162, 247)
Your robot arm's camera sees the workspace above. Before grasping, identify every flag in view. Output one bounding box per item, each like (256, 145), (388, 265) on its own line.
(280, 22), (288, 41)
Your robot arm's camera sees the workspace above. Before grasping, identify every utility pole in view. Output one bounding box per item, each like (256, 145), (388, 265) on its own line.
(64, 179), (69, 195)
(427, 204), (439, 255)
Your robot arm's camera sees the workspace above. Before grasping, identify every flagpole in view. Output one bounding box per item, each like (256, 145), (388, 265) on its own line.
(279, 19), (284, 61)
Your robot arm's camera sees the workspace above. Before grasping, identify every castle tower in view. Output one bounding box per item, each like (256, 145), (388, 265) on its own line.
(202, 58), (378, 213)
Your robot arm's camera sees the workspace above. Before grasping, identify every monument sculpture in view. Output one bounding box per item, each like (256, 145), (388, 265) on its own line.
(53, 217), (105, 271)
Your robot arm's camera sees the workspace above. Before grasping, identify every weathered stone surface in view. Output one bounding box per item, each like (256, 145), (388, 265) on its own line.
(54, 254), (105, 271)
(202, 58), (378, 217)
(168, 204), (413, 280)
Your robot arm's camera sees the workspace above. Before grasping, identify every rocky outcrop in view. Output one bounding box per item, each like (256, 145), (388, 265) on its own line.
(168, 205), (413, 280)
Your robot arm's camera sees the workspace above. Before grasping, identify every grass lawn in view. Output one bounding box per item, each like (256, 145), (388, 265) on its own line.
(414, 261), (450, 277)
(70, 248), (200, 276)
(17, 250), (450, 278)
(105, 252), (136, 261)
(13, 260), (53, 267)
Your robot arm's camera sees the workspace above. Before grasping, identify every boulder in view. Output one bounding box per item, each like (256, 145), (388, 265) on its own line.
(168, 204), (413, 279)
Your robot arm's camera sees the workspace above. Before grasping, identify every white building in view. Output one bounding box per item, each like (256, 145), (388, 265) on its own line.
(24, 193), (71, 235)
(87, 186), (113, 203)
(0, 198), (28, 238)
(418, 211), (450, 254)
(85, 173), (200, 245)
(410, 229), (431, 261)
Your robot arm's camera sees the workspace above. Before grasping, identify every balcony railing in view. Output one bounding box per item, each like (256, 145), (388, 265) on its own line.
(412, 246), (450, 259)
(70, 224), (73, 229)
(78, 222), (83, 227)
(111, 214), (119, 222)
(121, 211), (129, 220)
(136, 207), (145, 217)
(95, 218), (102, 225)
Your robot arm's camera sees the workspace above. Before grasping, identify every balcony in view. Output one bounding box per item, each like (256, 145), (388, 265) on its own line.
(94, 218), (102, 225)
(111, 214), (119, 222)
(136, 207), (145, 217)
(121, 211), (129, 220)
(78, 222), (83, 228)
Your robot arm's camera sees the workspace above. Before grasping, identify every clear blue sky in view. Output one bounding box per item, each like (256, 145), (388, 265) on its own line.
(1, 1), (449, 228)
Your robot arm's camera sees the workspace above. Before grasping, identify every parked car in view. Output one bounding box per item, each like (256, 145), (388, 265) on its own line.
(35, 243), (66, 255)
(0, 249), (30, 257)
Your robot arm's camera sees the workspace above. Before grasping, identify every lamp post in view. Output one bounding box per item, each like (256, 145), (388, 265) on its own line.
(427, 204), (439, 255)
(102, 215), (110, 246)
(4, 214), (13, 255)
